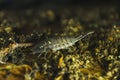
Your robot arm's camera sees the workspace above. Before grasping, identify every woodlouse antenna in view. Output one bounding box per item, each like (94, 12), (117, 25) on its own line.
(16, 43), (33, 48)
(10, 43), (33, 51)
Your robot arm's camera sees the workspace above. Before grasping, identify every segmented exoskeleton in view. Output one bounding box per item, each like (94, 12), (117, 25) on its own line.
(32, 31), (94, 57)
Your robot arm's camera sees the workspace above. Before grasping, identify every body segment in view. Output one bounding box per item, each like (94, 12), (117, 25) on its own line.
(32, 31), (94, 54)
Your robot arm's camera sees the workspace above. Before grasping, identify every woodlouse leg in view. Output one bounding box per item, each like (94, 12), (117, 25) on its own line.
(38, 53), (44, 58)
(44, 52), (48, 58)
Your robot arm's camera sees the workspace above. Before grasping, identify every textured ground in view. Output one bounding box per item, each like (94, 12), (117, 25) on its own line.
(0, 4), (120, 80)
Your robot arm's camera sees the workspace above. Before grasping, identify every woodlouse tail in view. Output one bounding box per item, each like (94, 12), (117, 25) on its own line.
(75, 31), (94, 42)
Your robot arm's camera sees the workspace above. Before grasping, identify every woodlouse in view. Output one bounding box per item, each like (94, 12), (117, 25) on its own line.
(32, 31), (94, 57)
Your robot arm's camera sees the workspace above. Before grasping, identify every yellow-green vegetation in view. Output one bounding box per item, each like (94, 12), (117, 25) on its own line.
(0, 7), (120, 80)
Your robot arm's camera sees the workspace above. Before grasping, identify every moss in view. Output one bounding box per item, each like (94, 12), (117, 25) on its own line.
(0, 6), (120, 80)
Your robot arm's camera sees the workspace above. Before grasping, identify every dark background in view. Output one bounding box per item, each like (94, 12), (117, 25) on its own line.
(0, 0), (120, 9)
